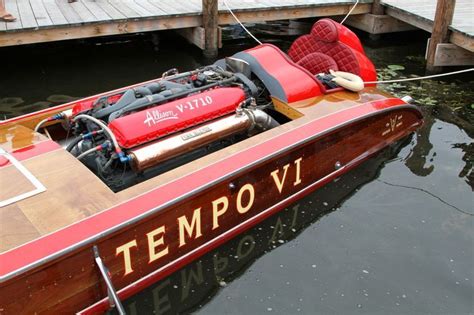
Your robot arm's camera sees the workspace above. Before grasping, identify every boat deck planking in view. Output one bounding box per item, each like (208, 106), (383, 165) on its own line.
(0, 87), (390, 253)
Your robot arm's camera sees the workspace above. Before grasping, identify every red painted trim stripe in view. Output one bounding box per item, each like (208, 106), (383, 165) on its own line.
(0, 140), (61, 168)
(0, 99), (410, 278)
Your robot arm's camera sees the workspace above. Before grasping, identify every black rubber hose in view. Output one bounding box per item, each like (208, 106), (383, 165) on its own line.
(66, 135), (83, 152)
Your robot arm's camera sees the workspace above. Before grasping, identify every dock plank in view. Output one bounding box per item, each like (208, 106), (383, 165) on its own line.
(158, 0), (197, 15)
(120, 0), (155, 17)
(108, 0), (142, 19)
(382, 0), (473, 37)
(133, 0), (168, 16)
(81, 0), (113, 22)
(5, 0), (23, 30)
(147, 0), (183, 15)
(177, 0), (201, 11)
(69, 1), (97, 23)
(16, 0), (38, 29)
(0, 0), (471, 56)
(55, 0), (83, 24)
(94, 0), (126, 20)
(42, 0), (68, 26)
(29, 0), (53, 27)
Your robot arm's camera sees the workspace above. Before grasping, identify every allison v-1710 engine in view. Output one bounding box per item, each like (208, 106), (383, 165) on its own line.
(63, 65), (282, 191)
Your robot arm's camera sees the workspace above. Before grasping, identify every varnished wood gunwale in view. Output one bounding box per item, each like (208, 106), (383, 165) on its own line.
(0, 97), (422, 314)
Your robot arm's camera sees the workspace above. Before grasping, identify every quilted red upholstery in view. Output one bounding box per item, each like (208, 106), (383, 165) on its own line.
(297, 52), (338, 75)
(287, 18), (376, 82)
(311, 18), (365, 53)
(315, 42), (361, 74)
(288, 35), (318, 63)
(310, 19), (338, 42)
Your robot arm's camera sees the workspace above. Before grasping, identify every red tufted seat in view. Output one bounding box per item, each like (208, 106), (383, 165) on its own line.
(297, 52), (339, 75)
(288, 19), (377, 83)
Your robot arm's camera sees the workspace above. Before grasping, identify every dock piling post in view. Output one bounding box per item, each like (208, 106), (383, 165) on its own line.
(368, 0), (385, 41)
(372, 0), (384, 15)
(202, 0), (219, 58)
(426, 0), (456, 73)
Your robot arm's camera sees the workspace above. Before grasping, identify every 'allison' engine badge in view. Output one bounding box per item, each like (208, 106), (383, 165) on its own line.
(108, 87), (245, 149)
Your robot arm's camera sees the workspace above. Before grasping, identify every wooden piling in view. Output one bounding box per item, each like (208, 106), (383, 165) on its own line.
(202, 0), (219, 58)
(372, 0), (385, 15)
(426, 0), (456, 73)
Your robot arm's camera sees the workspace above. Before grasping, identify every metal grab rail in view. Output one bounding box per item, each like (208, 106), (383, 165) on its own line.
(93, 246), (126, 315)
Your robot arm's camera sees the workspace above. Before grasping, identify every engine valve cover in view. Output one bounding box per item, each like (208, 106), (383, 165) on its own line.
(109, 87), (246, 148)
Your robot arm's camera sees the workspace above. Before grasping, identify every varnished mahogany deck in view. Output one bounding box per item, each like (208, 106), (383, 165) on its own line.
(0, 87), (389, 253)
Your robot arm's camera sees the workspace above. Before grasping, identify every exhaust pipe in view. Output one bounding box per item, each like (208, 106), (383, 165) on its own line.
(130, 108), (278, 172)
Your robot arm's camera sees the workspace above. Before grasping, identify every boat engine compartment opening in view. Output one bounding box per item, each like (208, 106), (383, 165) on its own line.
(0, 17), (403, 247)
(37, 46), (305, 193)
(0, 19), (381, 195)
(24, 36), (375, 193)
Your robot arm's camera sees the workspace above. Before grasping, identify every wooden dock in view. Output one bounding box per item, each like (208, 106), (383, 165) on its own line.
(0, 0), (373, 48)
(0, 0), (472, 69)
(381, 0), (473, 51)
(345, 0), (473, 71)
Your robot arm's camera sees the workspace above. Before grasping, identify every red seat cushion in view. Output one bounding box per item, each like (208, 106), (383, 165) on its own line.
(310, 18), (339, 43)
(287, 18), (377, 83)
(288, 34), (318, 63)
(311, 18), (365, 53)
(297, 52), (338, 75)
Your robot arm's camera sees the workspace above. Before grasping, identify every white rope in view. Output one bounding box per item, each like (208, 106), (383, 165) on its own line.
(222, 0), (262, 45)
(340, 0), (359, 25)
(365, 68), (474, 84)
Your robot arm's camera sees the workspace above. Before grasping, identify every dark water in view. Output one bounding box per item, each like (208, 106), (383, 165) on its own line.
(1, 30), (473, 314)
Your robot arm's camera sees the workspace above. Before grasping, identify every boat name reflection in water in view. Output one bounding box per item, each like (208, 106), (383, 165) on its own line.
(127, 204), (302, 314)
(115, 157), (303, 276)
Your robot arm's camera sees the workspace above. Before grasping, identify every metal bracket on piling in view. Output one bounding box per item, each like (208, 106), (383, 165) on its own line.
(93, 245), (126, 315)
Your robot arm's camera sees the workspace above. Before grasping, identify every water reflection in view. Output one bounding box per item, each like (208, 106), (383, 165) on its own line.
(1, 31), (472, 314)
(111, 141), (409, 314)
(0, 95), (79, 119)
(404, 105), (474, 191)
(454, 143), (473, 189)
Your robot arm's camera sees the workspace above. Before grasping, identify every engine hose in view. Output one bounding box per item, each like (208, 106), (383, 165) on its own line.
(72, 114), (120, 152)
(77, 147), (99, 161)
(77, 141), (111, 160)
(102, 154), (117, 171)
(66, 135), (83, 152)
(34, 118), (50, 133)
(66, 130), (105, 152)
(34, 111), (71, 133)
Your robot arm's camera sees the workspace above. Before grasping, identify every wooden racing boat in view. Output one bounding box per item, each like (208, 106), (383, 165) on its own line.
(0, 19), (422, 314)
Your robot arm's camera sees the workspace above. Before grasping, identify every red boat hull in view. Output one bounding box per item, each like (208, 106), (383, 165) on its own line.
(0, 96), (422, 314)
